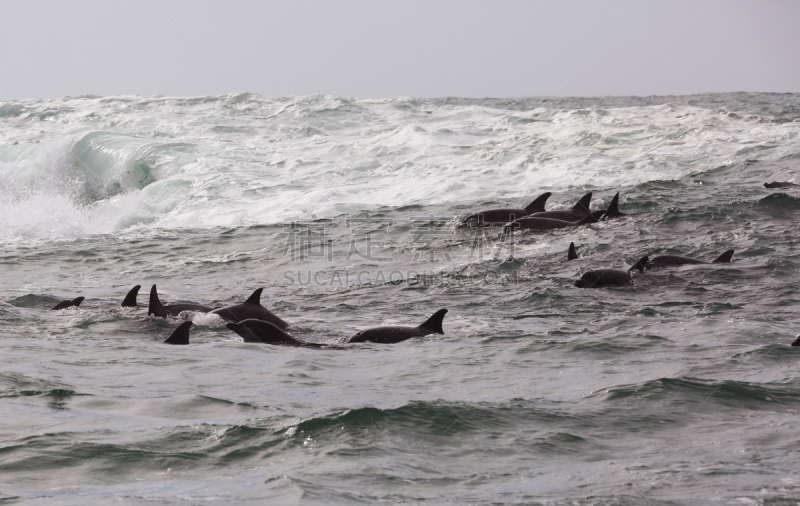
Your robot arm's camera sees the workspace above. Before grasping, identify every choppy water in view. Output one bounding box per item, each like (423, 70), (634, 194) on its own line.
(1, 92), (799, 504)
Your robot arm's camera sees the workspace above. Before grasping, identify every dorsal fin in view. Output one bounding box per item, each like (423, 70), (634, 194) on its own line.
(792, 334), (800, 347)
(568, 242), (578, 261)
(148, 284), (167, 318)
(121, 285), (140, 307)
(245, 288), (263, 305)
(164, 321), (192, 345)
(712, 249), (734, 263)
(418, 309), (447, 334)
(524, 192), (551, 213)
(576, 210), (605, 225)
(629, 256), (648, 273)
(572, 192), (592, 214)
(71, 297), (85, 307)
(603, 192), (626, 219)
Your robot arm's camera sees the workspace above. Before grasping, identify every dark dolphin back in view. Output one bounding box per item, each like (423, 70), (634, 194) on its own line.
(418, 309), (447, 335)
(576, 210), (605, 225)
(227, 319), (302, 346)
(524, 192), (552, 213)
(122, 285), (140, 307)
(574, 269), (631, 288)
(765, 181), (800, 188)
(164, 321), (192, 345)
(148, 284), (167, 317)
(212, 288), (289, 329)
(712, 249), (734, 263)
(348, 310), (448, 344)
(568, 242), (578, 261)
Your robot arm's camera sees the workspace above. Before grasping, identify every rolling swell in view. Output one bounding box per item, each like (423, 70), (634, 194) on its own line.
(292, 400), (572, 439)
(600, 377), (800, 411)
(67, 132), (193, 200)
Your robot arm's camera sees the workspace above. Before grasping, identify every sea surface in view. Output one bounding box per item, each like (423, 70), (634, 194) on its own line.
(1, 92), (799, 504)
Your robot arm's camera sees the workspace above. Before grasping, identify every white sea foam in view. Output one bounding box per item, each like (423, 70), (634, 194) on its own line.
(0, 94), (797, 243)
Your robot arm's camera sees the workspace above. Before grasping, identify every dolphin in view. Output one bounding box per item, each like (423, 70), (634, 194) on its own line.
(600, 192), (627, 220)
(348, 309), (447, 344)
(765, 181), (799, 188)
(573, 256), (649, 288)
(527, 192), (592, 222)
(148, 285), (213, 318)
(504, 210), (605, 233)
(211, 288), (289, 329)
(226, 319), (337, 348)
(52, 297), (85, 310)
(121, 285), (140, 307)
(164, 321), (193, 345)
(646, 249), (734, 269)
(461, 192), (552, 227)
(792, 334), (800, 347)
(568, 242), (578, 261)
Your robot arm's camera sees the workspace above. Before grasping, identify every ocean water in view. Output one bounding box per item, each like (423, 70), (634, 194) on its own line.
(0, 92), (799, 504)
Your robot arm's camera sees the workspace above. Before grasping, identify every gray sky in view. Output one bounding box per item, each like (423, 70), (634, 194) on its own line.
(1, 0), (799, 100)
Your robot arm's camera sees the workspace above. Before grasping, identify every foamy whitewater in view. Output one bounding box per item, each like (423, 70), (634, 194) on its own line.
(0, 93), (799, 504)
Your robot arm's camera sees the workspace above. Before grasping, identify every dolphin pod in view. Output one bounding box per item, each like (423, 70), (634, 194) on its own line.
(505, 210), (605, 233)
(168, 309), (449, 346)
(47, 185), (800, 346)
(461, 192), (552, 227)
(573, 248), (735, 288)
(146, 285), (288, 329)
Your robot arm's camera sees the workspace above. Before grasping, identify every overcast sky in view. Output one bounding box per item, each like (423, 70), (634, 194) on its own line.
(1, 0), (799, 100)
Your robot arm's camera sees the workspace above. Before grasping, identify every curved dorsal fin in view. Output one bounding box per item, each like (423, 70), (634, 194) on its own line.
(629, 256), (648, 273)
(712, 249), (734, 263)
(71, 297), (85, 307)
(568, 242), (578, 261)
(572, 192), (592, 213)
(603, 192), (627, 219)
(121, 285), (140, 307)
(148, 284), (167, 318)
(524, 192), (551, 213)
(245, 288), (264, 305)
(164, 321), (192, 345)
(418, 309), (448, 334)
